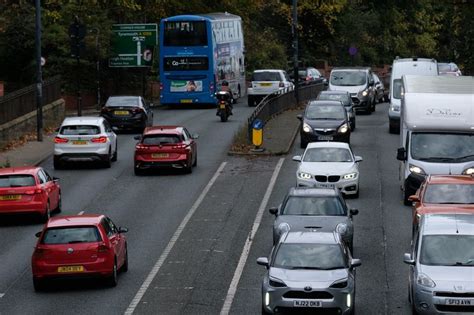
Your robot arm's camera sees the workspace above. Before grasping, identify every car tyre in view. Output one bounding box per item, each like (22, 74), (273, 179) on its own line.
(121, 245), (128, 273)
(403, 184), (414, 206)
(185, 162), (193, 174)
(103, 149), (112, 168)
(261, 305), (270, 315)
(40, 201), (51, 223)
(55, 193), (62, 213)
(300, 137), (308, 149)
(134, 166), (144, 176)
(351, 119), (356, 131)
(389, 121), (398, 134)
(353, 189), (359, 199)
(192, 153), (197, 167)
(111, 142), (118, 162)
(107, 259), (118, 287)
(33, 277), (45, 292)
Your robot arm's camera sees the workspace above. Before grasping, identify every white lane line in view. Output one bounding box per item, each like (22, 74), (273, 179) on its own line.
(0, 293), (5, 298)
(124, 162), (227, 315)
(77, 211), (84, 215)
(220, 157), (285, 315)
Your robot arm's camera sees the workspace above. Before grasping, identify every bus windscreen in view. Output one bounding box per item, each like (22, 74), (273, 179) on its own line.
(164, 21), (208, 46)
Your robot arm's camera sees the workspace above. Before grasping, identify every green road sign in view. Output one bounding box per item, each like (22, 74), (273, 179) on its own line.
(109, 24), (158, 68)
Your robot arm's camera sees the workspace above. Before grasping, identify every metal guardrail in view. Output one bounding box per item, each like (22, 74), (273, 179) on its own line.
(0, 76), (61, 125)
(247, 81), (325, 142)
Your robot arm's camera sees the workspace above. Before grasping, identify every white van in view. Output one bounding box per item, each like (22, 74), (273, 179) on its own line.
(396, 75), (474, 204)
(388, 57), (438, 134)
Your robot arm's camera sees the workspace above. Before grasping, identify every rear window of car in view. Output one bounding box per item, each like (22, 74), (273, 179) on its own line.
(282, 196), (346, 216)
(106, 97), (139, 107)
(306, 104), (346, 120)
(142, 134), (182, 145)
(0, 175), (36, 187)
(41, 226), (102, 244)
(318, 94), (349, 104)
(60, 125), (100, 135)
(251, 72), (281, 81)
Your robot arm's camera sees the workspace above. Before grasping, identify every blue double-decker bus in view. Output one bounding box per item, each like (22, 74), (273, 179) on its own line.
(159, 13), (245, 106)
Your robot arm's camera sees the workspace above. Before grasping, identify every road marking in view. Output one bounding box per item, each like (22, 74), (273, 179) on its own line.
(220, 158), (285, 315)
(77, 211), (84, 215)
(124, 162), (227, 315)
(0, 293), (4, 298)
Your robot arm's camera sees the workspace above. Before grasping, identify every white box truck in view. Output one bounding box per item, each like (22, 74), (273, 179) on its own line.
(396, 75), (474, 204)
(388, 57), (438, 134)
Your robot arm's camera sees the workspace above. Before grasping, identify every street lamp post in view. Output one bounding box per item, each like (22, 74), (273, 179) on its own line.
(35, 0), (43, 142)
(292, 0), (299, 104)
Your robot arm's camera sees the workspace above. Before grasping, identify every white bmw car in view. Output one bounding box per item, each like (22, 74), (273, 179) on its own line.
(293, 142), (363, 197)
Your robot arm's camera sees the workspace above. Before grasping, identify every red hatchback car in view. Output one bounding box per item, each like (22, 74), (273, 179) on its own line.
(134, 126), (198, 175)
(31, 214), (128, 291)
(0, 166), (61, 222)
(409, 175), (474, 231)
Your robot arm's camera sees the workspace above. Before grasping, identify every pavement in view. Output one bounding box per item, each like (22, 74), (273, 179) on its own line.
(0, 107), (298, 167)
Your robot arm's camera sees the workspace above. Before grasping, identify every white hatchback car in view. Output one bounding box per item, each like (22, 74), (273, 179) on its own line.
(53, 117), (118, 169)
(247, 69), (294, 107)
(293, 142), (363, 198)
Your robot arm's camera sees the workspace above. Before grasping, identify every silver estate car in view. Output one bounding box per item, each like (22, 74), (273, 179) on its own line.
(257, 231), (361, 315)
(404, 214), (474, 315)
(269, 187), (358, 251)
(54, 117), (118, 169)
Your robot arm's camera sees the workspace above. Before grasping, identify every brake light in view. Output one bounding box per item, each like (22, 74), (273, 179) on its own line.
(306, 76), (311, 81)
(91, 136), (107, 143)
(131, 107), (144, 114)
(279, 81), (285, 87)
(25, 188), (44, 195)
(101, 106), (112, 113)
(33, 247), (46, 257)
(54, 137), (68, 144)
(172, 144), (188, 149)
(135, 144), (148, 150)
(98, 243), (109, 252)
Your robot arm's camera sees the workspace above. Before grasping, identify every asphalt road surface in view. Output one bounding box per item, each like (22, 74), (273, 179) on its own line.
(0, 101), (412, 315)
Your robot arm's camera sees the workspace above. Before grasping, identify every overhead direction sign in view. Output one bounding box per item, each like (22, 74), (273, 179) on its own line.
(109, 24), (158, 68)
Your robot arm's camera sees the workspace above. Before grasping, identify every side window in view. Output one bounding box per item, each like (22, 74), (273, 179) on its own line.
(37, 170), (47, 184)
(184, 128), (192, 140)
(43, 169), (53, 182)
(314, 69), (321, 77)
(101, 220), (113, 237)
(103, 121), (112, 133)
(105, 217), (118, 235)
(182, 130), (189, 141)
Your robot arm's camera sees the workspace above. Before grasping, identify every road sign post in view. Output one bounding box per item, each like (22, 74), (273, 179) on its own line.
(109, 24), (158, 68)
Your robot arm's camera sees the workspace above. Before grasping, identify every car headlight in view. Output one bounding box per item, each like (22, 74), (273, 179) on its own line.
(336, 223), (348, 236)
(417, 273), (436, 288)
(338, 124), (349, 134)
(343, 172), (357, 180)
(391, 105), (400, 112)
(462, 167), (474, 175)
(361, 90), (368, 97)
(409, 164), (426, 175)
(265, 292), (270, 306)
(298, 172), (312, 179)
(269, 277), (287, 288)
(302, 122), (312, 133)
(330, 278), (348, 288)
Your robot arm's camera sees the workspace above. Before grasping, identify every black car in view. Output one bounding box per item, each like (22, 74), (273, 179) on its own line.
(317, 90), (356, 130)
(101, 96), (153, 132)
(297, 100), (351, 148)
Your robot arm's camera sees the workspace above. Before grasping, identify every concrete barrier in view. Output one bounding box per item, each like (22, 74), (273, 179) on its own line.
(0, 99), (65, 150)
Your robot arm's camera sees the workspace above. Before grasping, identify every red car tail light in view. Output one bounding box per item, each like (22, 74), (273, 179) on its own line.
(54, 137), (68, 144)
(131, 107), (144, 114)
(279, 81), (285, 87)
(91, 136), (107, 143)
(172, 144), (189, 150)
(135, 144), (149, 151)
(33, 247), (46, 257)
(25, 188), (43, 195)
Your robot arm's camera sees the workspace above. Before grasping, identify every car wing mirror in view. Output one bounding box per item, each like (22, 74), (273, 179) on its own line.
(296, 114), (303, 121)
(396, 148), (407, 161)
(269, 207), (278, 216)
(355, 156), (363, 163)
(408, 195), (420, 202)
(403, 253), (415, 265)
(350, 258), (362, 268)
(35, 231), (42, 238)
(349, 209), (359, 216)
(256, 257), (269, 267)
(292, 155), (302, 162)
(134, 135), (142, 141)
(118, 227), (129, 233)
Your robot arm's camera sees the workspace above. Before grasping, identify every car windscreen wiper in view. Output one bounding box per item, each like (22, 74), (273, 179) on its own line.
(290, 266), (325, 270)
(68, 240), (88, 244)
(418, 156), (455, 162)
(452, 154), (474, 162)
(454, 259), (474, 266)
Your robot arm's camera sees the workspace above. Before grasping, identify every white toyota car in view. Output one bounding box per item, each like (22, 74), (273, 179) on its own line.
(293, 142), (363, 198)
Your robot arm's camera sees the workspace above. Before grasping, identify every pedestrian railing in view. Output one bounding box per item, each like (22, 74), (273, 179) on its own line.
(247, 81), (325, 142)
(0, 76), (61, 126)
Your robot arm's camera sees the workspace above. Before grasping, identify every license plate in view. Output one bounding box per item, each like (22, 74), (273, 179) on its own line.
(260, 83), (272, 87)
(318, 136), (333, 141)
(0, 195), (21, 201)
(72, 140), (87, 145)
(219, 104), (226, 109)
(446, 299), (472, 305)
(293, 300), (322, 307)
(152, 153), (169, 159)
(114, 110), (129, 115)
(315, 183), (335, 189)
(180, 99), (192, 103)
(57, 265), (84, 273)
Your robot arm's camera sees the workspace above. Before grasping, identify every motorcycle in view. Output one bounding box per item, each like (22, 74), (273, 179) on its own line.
(215, 91), (232, 122)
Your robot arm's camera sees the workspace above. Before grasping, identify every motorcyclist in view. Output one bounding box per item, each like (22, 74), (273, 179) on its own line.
(218, 80), (233, 114)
